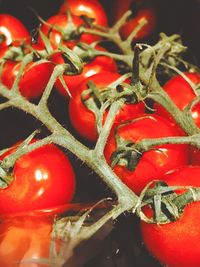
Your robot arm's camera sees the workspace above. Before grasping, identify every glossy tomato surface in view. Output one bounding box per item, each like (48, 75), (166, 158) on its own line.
(69, 72), (145, 142)
(154, 72), (200, 128)
(141, 165), (200, 267)
(51, 46), (117, 96)
(38, 14), (101, 49)
(0, 142), (76, 214)
(1, 60), (54, 99)
(59, 0), (108, 26)
(0, 14), (30, 48)
(104, 114), (188, 194)
(112, 0), (157, 41)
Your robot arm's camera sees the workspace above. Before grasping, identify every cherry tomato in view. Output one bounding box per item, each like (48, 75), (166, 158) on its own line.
(0, 141), (76, 214)
(112, 0), (157, 41)
(141, 165), (200, 267)
(104, 114), (188, 194)
(0, 215), (52, 267)
(0, 14), (30, 48)
(189, 146), (200, 165)
(68, 72), (145, 142)
(38, 14), (100, 49)
(59, 0), (108, 27)
(154, 72), (200, 128)
(1, 59), (54, 100)
(51, 46), (117, 96)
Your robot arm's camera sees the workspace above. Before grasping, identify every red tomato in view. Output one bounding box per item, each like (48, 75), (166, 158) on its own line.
(112, 0), (157, 41)
(0, 215), (52, 267)
(104, 114), (188, 194)
(38, 14), (100, 49)
(141, 165), (200, 267)
(51, 46), (117, 96)
(189, 145), (200, 165)
(1, 59), (54, 100)
(69, 72), (145, 142)
(0, 14), (30, 48)
(0, 141), (76, 214)
(59, 0), (108, 27)
(154, 72), (200, 128)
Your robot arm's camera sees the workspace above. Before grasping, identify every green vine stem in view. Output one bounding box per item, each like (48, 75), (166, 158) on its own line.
(94, 99), (125, 156)
(1, 8), (200, 262)
(134, 134), (200, 153)
(147, 81), (200, 135)
(0, 80), (138, 209)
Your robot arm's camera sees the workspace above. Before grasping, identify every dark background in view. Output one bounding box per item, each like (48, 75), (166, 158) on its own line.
(0, 1), (200, 266)
(1, 0), (200, 60)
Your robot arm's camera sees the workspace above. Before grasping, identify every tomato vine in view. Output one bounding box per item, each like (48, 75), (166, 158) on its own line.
(0, 2), (200, 266)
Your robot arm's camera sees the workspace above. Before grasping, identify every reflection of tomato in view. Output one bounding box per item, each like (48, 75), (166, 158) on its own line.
(38, 14), (100, 49)
(104, 114), (188, 194)
(141, 165), (200, 267)
(154, 72), (200, 128)
(51, 46), (117, 96)
(0, 215), (52, 267)
(59, 0), (108, 27)
(0, 141), (76, 214)
(1, 60), (54, 100)
(69, 72), (145, 142)
(112, 0), (157, 41)
(0, 14), (30, 48)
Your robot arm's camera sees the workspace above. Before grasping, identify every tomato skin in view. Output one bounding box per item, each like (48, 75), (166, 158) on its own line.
(68, 72), (145, 142)
(141, 165), (200, 267)
(0, 142), (76, 214)
(51, 46), (117, 96)
(112, 0), (157, 41)
(59, 0), (108, 27)
(154, 72), (200, 128)
(0, 215), (52, 267)
(38, 14), (100, 49)
(0, 14), (30, 48)
(104, 114), (188, 194)
(189, 145), (200, 165)
(1, 60), (54, 100)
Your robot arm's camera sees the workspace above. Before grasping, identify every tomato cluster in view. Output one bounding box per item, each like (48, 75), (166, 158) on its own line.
(1, 0), (200, 267)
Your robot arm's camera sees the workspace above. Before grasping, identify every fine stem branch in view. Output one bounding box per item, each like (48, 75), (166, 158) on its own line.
(136, 134), (200, 152)
(111, 10), (132, 33)
(148, 88), (200, 135)
(11, 53), (34, 93)
(39, 64), (65, 106)
(94, 99), (125, 156)
(1, 135), (54, 170)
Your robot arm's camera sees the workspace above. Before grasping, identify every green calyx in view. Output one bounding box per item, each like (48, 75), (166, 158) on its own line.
(81, 75), (143, 136)
(137, 181), (200, 224)
(0, 165), (13, 189)
(110, 133), (142, 171)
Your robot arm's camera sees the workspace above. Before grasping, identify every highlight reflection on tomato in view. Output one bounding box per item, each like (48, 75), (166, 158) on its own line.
(0, 141), (76, 214)
(0, 14), (30, 48)
(104, 114), (188, 194)
(112, 0), (157, 41)
(59, 0), (108, 27)
(69, 72), (145, 142)
(51, 46), (117, 96)
(38, 13), (101, 49)
(1, 60), (54, 100)
(154, 72), (200, 128)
